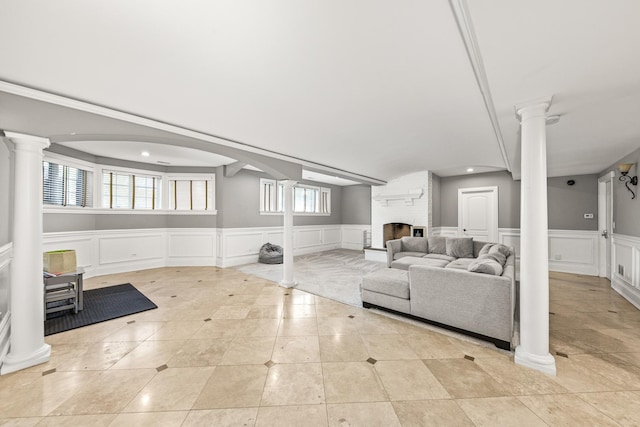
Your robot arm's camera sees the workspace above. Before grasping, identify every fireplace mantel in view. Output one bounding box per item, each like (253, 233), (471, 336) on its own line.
(372, 188), (423, 206)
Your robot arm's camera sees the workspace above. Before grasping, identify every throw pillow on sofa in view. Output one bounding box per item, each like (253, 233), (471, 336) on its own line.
(484, 248), (507, 266)
(446, 237), (474, 258)
(400, 236), (428, 253)
(427, 236), (447, 255)
(468, 257), (504, 276)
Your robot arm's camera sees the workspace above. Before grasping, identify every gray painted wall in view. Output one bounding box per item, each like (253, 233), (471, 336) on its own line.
(439, 170), (598, 230)
(440, 171), (520, 228)
(0, 141), (11, 245)
(600, 146), (640, 237)
(217, 169), (343, 228)
(431, 174), (441, 227)
(547, 175), (598, 230)
(341, 185), (371, 225)
(44, 214), (96, 232)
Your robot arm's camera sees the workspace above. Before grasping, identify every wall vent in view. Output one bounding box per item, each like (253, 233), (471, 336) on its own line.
(618, 264), (624, 276)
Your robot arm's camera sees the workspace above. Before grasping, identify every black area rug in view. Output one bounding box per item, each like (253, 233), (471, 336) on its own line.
(45, 283), (157, 336)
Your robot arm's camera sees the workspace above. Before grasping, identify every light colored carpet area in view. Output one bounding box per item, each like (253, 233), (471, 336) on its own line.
(234, 249), (386, 306)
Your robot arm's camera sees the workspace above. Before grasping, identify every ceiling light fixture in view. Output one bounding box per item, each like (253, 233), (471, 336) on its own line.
(618, 163), (638, 199)
(466, 168), (474, 173)
(141, 151), (150, 157)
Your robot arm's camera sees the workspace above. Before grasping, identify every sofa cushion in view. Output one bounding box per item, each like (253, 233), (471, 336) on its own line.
(423, 253), (456, 262)
(445, 258), (475, 270)
(362, 269), (410, 299)
(393, 251), (428, 260)
(400, 236), (428, 253)
(487, 247), (508, 266)
(427, 236), (447, 254)
(446, 237), (474, 258)
(479, 243), (511, 259)
(478, 243), (493, 257)
(479, 252), (506, 267)
(491, 243), (511, 258)
(468, 258), (504, 276)
(391, 256), (449, 271)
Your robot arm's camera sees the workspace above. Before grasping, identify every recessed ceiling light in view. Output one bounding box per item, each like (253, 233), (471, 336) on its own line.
(141, 151), (150, 157)
(467, 168), (474, 173)
(70, 132), (76, 135)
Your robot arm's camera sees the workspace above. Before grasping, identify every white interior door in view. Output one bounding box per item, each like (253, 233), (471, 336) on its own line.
(458, 186), (498, 242)
(598, 172), (614, 279)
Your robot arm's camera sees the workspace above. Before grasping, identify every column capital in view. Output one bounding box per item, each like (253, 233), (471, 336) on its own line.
(4, 131), (50, 150)
(515, 96), (553, 121)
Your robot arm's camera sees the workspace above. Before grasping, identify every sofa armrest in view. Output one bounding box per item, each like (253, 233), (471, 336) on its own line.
(386, 239), (402, 267)
(408, 265), (515, 342)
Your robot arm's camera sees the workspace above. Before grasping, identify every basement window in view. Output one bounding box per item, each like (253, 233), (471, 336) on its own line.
(43, 161), (93, 207)
(168, 175), (215, 211)
(102, 170), (161, 209)
(260, 178), (330, 215)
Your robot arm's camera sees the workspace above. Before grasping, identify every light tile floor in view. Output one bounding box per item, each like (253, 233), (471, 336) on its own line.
(1, 267), (639, 426)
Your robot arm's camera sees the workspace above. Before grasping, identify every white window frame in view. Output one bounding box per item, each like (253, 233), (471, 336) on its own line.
(101, 167), (162, 210)
(167, 174), (216, 212)
(259, 178), (331, 216)
(42, 153), (95, 210)
(42, 153), (217, 215)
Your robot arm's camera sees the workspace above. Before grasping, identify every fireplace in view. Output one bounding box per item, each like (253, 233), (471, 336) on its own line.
(383, 223), (412, 247)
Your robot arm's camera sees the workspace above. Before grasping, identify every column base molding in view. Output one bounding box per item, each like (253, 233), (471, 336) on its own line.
(279, 280), (297, 289)
(1, 343), (51, 375)
(514, 346), (556, 376)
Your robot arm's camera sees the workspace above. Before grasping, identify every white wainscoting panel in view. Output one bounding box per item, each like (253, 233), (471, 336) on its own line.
(436, 227), (459, 237)
(612, 234), (640, 309)
(167, 229), (216, 266)
(498, 229), (599, 276)
(99, 232), (165, 265)
(42, 232), (95, 272)
(217, 225), (346, 268)
(0, 243), (12, 368)
(297, 229), (323, 249)
(44, 228), (218, 277)
(42, 225), (370, 275)
(342, 225), (370, 251)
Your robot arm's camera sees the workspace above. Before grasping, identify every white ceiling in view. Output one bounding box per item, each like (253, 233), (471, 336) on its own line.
(58, 140), (236, 167)
(0, 1), (638, 182)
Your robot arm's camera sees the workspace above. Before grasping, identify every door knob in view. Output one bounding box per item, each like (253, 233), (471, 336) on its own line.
(601, 230), (608, 239)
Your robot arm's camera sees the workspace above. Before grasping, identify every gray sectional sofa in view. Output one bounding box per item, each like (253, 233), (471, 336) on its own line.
(361, 236), (516, 350)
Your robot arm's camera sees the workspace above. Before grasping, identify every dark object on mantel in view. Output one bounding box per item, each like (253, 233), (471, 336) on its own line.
(259, 243), (283, 264)
(383, 223), (412, 248)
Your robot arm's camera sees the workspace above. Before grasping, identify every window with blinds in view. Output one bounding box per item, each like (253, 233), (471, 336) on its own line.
(259, 178), (330, 214)
(169, 178), (214, 211)
(43, 161), (93, 207)
(102, 170), (160, 209)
